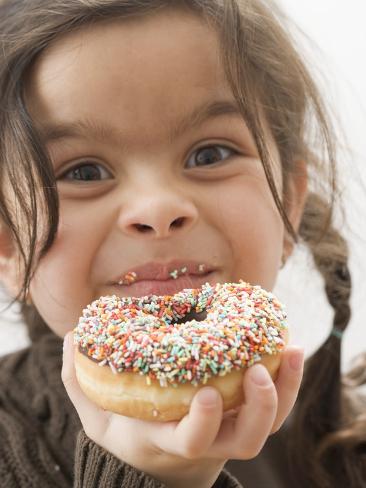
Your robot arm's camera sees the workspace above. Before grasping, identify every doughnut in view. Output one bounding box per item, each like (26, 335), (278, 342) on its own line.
(73, 281), (288, 422)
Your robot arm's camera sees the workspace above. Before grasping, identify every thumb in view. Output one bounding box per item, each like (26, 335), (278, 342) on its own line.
(61, 331), (109, 439)
(61, 331), (80, 394)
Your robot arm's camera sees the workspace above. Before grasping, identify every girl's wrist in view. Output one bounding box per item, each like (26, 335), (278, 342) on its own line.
(118, 447), (225, 488)
(153, 460), (226, 488)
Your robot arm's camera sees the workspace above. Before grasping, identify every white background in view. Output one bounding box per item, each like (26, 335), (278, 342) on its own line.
(1, 0), (366, 371)
(275, 0), (366, 370)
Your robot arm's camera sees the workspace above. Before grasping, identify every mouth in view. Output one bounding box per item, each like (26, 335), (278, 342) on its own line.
(107, 260), (217, 297)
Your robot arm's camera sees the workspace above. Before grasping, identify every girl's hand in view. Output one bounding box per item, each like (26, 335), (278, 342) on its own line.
(62, 332), (304, 488)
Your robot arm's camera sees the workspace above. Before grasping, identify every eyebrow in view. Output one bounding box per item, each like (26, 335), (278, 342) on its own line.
(38, 100), (244, 146)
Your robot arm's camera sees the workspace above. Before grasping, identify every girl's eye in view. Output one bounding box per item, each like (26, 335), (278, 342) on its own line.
(186, 145), (237, 169)
(59, 162), (112, 182)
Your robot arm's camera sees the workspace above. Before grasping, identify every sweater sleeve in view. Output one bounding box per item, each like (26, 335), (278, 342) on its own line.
(75, 430), (243, 488)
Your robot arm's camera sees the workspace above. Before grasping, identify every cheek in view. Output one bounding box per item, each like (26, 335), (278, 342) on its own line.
(29, 201), (111, 337)
(213, 178), (284, 289)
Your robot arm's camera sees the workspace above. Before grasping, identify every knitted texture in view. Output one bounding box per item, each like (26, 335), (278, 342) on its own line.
(0, 330), (242, 487)
(75, 430), (166, 487)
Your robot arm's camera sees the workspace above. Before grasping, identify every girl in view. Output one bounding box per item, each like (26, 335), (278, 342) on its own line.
(0, 0), (364, 487)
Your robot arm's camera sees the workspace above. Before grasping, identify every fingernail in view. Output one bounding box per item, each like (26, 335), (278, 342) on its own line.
(197, 387), (219, 406)
(251, 365), (271, 386)
(288, 349), (304, 371)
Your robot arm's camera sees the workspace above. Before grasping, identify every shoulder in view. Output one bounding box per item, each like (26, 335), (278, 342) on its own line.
(0, 332), (62, 383)
(0, 335), (75, 487)
(0, 346), (32, 389)
(0, 345), (37, 433)
(0, 332), (64, 420)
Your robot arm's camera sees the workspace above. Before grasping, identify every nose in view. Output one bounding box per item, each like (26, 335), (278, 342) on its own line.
(117, 186), (199, 239)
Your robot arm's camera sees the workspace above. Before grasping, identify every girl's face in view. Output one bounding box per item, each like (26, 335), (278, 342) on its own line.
(6, 9), (305, 338)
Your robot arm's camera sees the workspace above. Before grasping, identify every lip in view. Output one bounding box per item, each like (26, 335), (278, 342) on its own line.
(107, 260), (216, 296)
(110, 272), (216, 297)
(109, 260), (214, 284)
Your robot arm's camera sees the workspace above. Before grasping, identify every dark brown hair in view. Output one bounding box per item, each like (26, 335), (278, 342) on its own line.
(0, 0), (364, 486)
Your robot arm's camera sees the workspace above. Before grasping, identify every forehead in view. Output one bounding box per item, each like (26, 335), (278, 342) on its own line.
(25, 8), (233, 137)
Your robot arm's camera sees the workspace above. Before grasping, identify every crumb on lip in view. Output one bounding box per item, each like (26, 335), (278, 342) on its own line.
(118, 271), (137, 286)
(169, 269), (180, 280)
(116, 264), (208, 286)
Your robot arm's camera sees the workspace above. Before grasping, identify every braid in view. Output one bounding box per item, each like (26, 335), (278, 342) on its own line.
(289, 192), (353, 487)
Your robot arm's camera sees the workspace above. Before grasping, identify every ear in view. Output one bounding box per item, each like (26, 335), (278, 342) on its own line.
(0, 222), (22, 298)
(282, 159), (308, 260)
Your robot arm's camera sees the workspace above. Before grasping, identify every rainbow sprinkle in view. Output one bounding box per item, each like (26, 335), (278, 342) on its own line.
(73, 281), (287, 387)
(118, 271), (138, 286)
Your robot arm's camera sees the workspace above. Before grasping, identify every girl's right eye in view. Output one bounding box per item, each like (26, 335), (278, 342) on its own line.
(58, 162), (113, 182)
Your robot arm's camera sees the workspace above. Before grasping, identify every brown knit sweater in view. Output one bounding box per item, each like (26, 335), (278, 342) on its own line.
(0, 328), (246, 488)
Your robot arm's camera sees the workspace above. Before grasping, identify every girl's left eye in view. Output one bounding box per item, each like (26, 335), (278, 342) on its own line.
(186, 145), (237, 169)
(59, 162), (113, 182)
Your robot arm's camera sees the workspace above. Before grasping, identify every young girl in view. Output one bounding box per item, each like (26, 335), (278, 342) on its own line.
(0, 0), (364, 487)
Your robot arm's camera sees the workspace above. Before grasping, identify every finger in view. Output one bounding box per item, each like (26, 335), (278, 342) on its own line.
(271, 346), (304, 433)
(61, 332), (110, 439)
(155, 387), (223, 459)
(208, 364), (277, 459)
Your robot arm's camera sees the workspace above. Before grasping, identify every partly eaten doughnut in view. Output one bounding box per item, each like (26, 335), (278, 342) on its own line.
(73, 281), (288, 421)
